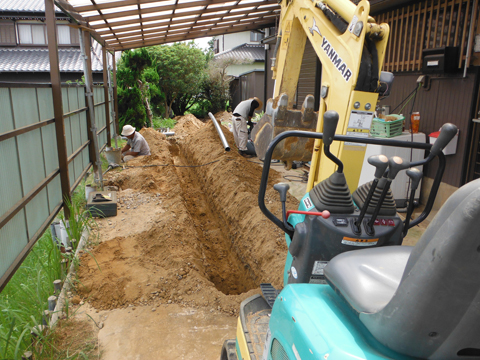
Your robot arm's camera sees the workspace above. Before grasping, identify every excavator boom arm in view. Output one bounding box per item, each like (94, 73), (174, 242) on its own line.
(254, 0), (389, 191)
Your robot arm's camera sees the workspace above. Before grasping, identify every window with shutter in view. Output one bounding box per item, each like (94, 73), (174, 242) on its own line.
(0, 21), (16, 45)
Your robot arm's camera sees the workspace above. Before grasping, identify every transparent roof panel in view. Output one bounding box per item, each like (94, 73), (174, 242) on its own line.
(90, 20), (108, 26)
(101, 5), (139, 15)
(258, 3), (278, 8)
(239, 0), (265, 4)
(111, 23), (142, 31)
(197, 17), (221, 23)
(176, 6), (205, 13)
(202, 10), (228, 16)
(68, 0), (94, 5)
(142, 10), (174, 18)
(143, 19), (172, 26)
(231, 6), (254, 12)
(207, 1), (237, 8)
(141, 1), (176, 8)
(105, 15), (141, 23)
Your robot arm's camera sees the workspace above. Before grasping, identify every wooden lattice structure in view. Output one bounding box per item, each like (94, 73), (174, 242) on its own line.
(375, 0), (480, 72)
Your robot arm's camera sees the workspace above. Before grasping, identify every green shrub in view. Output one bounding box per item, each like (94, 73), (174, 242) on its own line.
(152, 117), (177, 129)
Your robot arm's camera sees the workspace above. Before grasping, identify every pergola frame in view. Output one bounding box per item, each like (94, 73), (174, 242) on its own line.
(53, 0), (279, 51)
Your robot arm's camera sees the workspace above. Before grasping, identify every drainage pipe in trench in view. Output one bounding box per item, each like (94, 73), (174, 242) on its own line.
(208, 112), (230, 152)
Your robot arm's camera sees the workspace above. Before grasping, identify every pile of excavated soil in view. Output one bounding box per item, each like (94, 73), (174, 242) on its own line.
(173, 114), (205, 136)
(211, 111), (232, 124)
(77, 119), (298, 315)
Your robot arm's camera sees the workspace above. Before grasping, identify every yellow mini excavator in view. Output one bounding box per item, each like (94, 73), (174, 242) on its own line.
(220, 0), (476, 359)
(251, 0), (390, 191)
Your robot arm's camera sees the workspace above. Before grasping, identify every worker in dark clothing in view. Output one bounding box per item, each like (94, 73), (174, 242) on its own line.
(231, 97), (262, 158)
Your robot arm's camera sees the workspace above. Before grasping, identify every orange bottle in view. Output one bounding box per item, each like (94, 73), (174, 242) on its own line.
(411, 112), (420, 133)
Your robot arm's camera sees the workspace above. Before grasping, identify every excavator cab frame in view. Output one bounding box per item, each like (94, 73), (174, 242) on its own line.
(252, 0), (390, 192)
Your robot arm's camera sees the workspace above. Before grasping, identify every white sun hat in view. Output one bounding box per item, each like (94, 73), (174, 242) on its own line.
(121, 124), (135, 136)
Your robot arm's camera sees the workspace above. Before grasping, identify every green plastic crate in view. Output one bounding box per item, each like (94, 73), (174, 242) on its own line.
(370, 115), (405, 138)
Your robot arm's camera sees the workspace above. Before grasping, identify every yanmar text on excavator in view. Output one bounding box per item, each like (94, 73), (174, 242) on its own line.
(220, 0), (480, 359)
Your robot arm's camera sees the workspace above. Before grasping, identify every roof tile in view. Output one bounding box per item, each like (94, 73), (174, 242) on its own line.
(0, 47), (103, 72)
(214, 43), (265, 62)
(0, 0), (61, 12)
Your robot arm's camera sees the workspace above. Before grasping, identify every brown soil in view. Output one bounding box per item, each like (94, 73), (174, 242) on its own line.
(211, 111), (232, 124)
(38, 319), (100, 359)
(77, 118), (298, 316)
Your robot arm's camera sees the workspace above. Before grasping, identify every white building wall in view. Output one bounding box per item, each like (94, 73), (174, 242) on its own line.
(218, 31), (252, 52)
(226, 62), (264, 76)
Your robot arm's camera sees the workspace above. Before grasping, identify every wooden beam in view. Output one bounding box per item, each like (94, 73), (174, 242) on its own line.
(85, 0), (270, 22)
(99, 7), (277, 39)
(53, 0), (112, 49)
(418, 0), (428, 69)
(111, 20), (275, 49)
(104, 14), (277, 43)
(91, 2), (278, 30)
(86, 0), (277, 22)
(77, 0), (183, 12)
(45, 0), (71, 218)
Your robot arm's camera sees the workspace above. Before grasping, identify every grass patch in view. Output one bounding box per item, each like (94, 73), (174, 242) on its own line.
(0, 230), (64, 359)
(152, 116), (176, 129)
(0, 183), (97, 359)
(36, 319), (100, 360)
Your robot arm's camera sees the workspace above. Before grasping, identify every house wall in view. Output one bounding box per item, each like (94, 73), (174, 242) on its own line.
(0, 72), (103, 83)
(263, 38), (322, 110)
(265, 44), (275, 101)
(231, 70), (265, 111)
(378, 71), (477, 188)
(225, 62), (264, 77)
(296, 39), (321, 110)
(218, 31), (256, 52)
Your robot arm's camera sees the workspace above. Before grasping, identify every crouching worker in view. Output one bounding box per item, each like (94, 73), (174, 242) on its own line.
(121, 125), (151, 162)
(232, 97), (262, 158)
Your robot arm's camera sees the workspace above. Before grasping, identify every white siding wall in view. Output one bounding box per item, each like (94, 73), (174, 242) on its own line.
(226, 62), (264, 76)
(218, 31), (252, 52)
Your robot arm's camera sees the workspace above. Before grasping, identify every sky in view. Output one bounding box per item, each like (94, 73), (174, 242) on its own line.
(193, 37), (212, 52)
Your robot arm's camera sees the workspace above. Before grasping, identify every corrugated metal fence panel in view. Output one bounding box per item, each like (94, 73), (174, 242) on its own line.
(0, 84), (99, 288)
(94, 86), (107, 147)
(62, 87), (75, 188)
(37, 88), (62, 213)
(78, 90), (90, 171)
(0, 88), (29, 279)
(68, 87), (84, 184)
(109, 89), (115, 138)
(10, 88), (50, 238)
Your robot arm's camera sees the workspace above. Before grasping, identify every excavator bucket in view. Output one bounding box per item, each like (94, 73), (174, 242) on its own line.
(251, 93), (318, 162)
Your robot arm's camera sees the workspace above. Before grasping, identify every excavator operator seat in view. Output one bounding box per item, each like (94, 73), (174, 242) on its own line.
(325, 178), (480, 360)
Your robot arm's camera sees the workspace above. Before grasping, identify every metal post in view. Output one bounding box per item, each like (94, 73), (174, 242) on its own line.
(112, 52), (120, 139)
(106, 51), (118, 149)
(45, 0), (71, 219)
(80, 29), (103, 190)
(102, 46), (111, 147)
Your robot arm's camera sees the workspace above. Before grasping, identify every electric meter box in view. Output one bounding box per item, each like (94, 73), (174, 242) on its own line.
(87, 191), (118, 217)
(422, 47), (459, 74)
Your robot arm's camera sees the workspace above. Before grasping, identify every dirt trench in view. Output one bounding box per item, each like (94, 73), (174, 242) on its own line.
(76, 116), (298, 314)
(168, 141), (256, 295)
